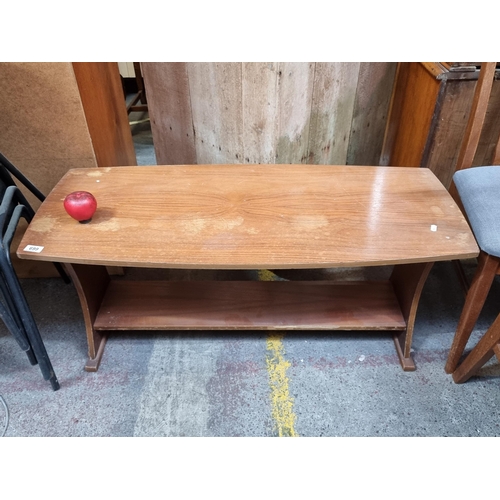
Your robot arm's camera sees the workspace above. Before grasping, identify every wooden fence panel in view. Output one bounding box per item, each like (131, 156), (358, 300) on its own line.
(144, 62), (397, 167)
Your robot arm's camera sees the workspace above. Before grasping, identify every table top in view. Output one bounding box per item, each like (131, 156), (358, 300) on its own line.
(17, 164), (479, 269)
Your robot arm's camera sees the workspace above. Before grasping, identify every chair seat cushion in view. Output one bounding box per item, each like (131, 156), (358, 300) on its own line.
(453, 166), (500, 257)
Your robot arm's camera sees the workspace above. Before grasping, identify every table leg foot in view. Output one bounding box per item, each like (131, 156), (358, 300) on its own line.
(393, 332), (416, 371)
(390, 262), (433, 371)
(84, 333), (108, 372)
(65, 263), (111, 371)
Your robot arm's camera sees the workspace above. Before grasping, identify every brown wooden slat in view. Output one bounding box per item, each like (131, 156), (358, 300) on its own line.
(17, 165), (479, 269)
(275, 62), (315, 164)
(72, 62), (137, 168)
(384, 63), (441, 168)
(453, 62), (496, 173)
(94, 280), (406, 331)
(141, 63), (196, 165)
(242, 62), (279, 163)
(307, 63), (360, 165)
(420, 62), (448, 78)
(188, 63), (243, 164)
(493, 137), (500, 166)
(424, 79), (476, 188)
(472, 78), (500, 166)
(347, 62), (397, 166)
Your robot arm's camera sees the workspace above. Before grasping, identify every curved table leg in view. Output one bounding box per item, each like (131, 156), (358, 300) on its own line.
(390, 262), (434, 371)
(64, 263), (110, 372)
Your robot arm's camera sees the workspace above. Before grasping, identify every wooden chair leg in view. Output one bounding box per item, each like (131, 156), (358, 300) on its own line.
(452, 312), (500, 383)
(445, 252), (500, 373)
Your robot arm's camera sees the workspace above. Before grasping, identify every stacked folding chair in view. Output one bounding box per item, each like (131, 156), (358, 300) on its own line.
(0, 151), (70, 391)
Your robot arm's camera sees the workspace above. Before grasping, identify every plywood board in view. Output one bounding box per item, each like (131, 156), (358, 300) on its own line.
(307, 62), (361, 165)
(0, 63), (97, 210)
(141, 63), (196, 165)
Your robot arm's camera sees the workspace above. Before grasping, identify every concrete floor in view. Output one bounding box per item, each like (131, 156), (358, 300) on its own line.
(1, 106), (499, 438)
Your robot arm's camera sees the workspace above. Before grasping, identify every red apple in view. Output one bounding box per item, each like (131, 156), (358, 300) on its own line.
(63, 191), (97, 223)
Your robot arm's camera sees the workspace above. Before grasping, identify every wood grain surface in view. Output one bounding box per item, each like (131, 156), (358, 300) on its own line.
(381, 63), (441, 168)
(142, 63), (397, 166)
(307, 62), (360, 165)
(347, 62), (397, 166)
(93, 280), (406, 331)
(453, 62), (497, 173)
(72, 62), (137, 168)
(141, 63), (197, 165)
(17, 164), (478, 269)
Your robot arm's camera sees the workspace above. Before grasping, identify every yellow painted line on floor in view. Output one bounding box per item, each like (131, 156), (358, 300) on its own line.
(266, 334), (298, 437)
(259, 269), (299, 437)
(258, 269), (282, 282)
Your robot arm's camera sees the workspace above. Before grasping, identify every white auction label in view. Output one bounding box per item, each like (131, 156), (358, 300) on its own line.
(23, 245), (44, 253)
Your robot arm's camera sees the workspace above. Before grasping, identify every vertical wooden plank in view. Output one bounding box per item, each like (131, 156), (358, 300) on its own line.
(188, 62), (243, 164)
(425, 80), (476, 187)
(241, 62), (279, 164)
(380, 62), (407, 166)
(275, 62), (315, 164)
(307, 62), (360, 165)
(141, 63), (196, 165)
(72, 62), (137, 168)
(383, 63), (441, 168)
(453, 62), (496, 174)
(347, 62), (397, 166)
(473, 78), (500, 166)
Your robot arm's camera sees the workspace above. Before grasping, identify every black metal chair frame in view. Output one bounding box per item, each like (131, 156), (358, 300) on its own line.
(0, 152), (67, 390)
(0, 151), (69, 283)
(0, 185), (60, 390)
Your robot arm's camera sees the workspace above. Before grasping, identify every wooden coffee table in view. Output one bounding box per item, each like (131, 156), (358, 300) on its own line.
(17, 165), (479, 372)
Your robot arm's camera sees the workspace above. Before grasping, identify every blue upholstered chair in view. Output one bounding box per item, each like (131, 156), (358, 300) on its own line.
(445, 166), (500, 383)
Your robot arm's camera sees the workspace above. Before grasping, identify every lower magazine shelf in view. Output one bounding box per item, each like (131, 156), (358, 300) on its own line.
(93, 280), (407, 332)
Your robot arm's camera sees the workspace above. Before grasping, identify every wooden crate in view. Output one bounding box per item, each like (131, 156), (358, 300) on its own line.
(381, 62), (500, 188)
